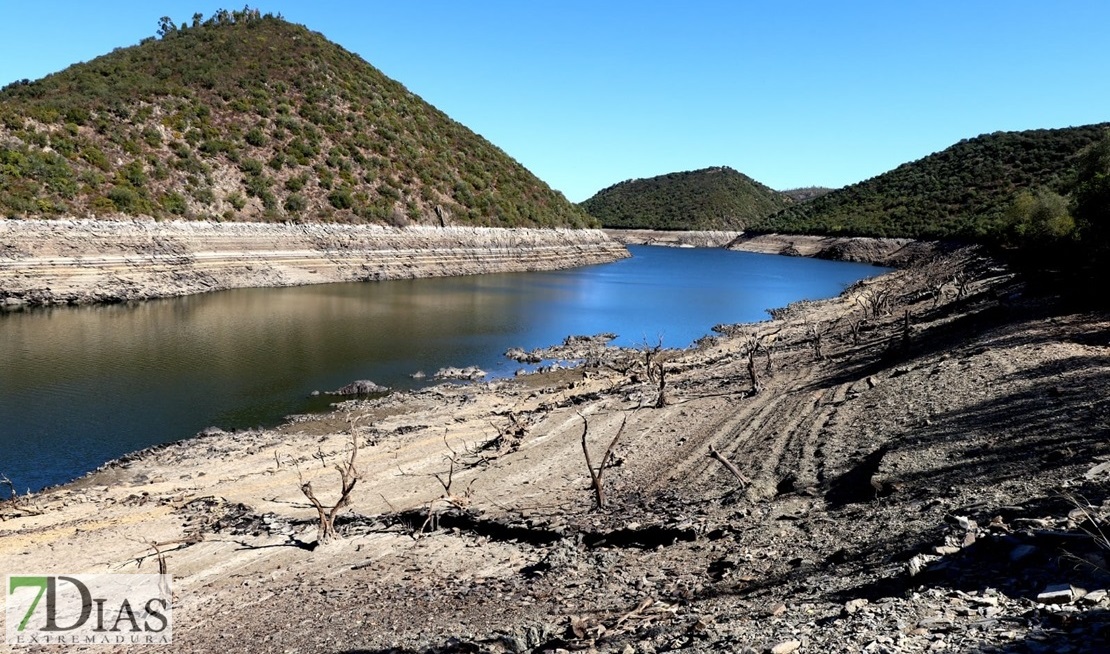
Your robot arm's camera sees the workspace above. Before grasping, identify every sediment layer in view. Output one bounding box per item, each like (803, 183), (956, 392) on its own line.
(603, 228), (742, 248)
(0, 220), (629, 306)
(604, 228), (942, 267)
(726, 232), (941, 266)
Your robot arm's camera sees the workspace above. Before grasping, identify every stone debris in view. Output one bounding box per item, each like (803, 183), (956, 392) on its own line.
(434, 366), (487, 381)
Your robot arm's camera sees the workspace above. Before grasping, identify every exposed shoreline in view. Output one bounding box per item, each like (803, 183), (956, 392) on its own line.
(4, 246), (1108, 651)
(0, 219), (629, 307)
(605, 228), (944, 267)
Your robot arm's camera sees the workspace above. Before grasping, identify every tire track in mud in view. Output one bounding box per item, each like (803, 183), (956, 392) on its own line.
(639, 356), (864, 502)
(642, 360), (814, 493)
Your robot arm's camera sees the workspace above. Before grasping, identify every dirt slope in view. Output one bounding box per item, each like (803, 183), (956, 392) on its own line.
(2, 247), (1109, 653)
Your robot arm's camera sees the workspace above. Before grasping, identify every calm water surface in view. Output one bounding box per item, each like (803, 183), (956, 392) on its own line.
(0, 245), (886, 491)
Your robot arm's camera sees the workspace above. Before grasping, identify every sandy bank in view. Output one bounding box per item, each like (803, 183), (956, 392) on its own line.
(0, 220), (629, 306)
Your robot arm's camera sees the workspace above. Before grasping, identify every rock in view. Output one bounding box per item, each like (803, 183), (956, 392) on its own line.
(410, 371), (426, 379)
(1084, 461), (1110, 479)
(505, 347), (542, 364)
(908, 553), (940, 576)
(434, 366), (487, 381)
(947, 515), (977, 531)
(844, 598), (869, 615)
(770, 640), (800, 654)
(329, 379), (388, 395)
(1082, 589), (1107, 603)
(1036, 584), (1076, 604)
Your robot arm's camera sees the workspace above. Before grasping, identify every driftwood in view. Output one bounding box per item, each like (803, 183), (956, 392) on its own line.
(707, 445), (750, 488)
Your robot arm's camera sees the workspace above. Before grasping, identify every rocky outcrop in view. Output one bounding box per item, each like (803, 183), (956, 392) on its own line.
(604, 228), (742, 248)
(326, 380), (389, 396)
(604, 229), (943, 267)
(726, 233), (943, 267)
(0, 219), (629, 307)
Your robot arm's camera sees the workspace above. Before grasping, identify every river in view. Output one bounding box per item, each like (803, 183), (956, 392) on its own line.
(0, 245), (886, 492)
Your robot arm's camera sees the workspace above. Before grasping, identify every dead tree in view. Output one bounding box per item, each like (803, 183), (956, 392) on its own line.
(805, 320), (829, 361)
(641, 336), (663, 385)
(857, 287), (892, 318)
(1, 474), (16, 507)
(299, 433), (360, 547)
(952, 271), (971, 300)
(741, 332), (775, 394)
(848, 317), (864, 345)
(487, 412), (528, 456)
(580, 413), (628, 509)
(653, 362), (667, 408)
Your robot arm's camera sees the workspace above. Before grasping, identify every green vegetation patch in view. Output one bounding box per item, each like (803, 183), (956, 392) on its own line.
(580, 166), (793, 230)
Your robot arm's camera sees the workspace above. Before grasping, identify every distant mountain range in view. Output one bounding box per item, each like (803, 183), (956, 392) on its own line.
(0, 10), (594, 227)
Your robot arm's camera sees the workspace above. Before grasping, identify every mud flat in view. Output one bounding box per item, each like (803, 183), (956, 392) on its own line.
(0, 219), (629, 307)
(3, 247), (1109, 652)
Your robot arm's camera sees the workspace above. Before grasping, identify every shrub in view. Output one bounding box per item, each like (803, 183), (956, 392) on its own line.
(107, 186), (141, 212)
(283, 193), (306, 212)
(328, 187), (353, 210)
(161, 192), (188, 215)
(245, 127), (267, 147)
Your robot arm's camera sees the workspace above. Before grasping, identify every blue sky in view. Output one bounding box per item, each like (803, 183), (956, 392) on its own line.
(1, 1), (1107, 202)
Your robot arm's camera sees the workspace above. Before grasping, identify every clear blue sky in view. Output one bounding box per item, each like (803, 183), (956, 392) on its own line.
(1, 1), (1108, 202)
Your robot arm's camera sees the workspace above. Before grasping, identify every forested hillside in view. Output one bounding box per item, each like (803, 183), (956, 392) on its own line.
(0, 10), (595, 227)
(751, 125), (1110, 239)
(580, 166), (792, 230)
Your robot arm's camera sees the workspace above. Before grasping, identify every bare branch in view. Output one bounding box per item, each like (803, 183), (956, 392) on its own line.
(707, 445), (751, 488)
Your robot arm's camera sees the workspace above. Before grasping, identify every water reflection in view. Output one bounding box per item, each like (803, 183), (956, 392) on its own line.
(0, 245), (885, 491)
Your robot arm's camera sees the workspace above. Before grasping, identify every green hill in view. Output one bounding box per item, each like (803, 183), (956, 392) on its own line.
(0, 9), (594, 227)
(750, 124), (1110, 239)
(580, 166), (793, 230)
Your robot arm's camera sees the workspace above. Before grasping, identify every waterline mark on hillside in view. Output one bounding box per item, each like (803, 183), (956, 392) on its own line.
(6, 574), (171, 646)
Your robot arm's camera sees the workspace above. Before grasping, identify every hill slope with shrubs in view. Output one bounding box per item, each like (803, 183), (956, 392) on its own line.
(0, 10), (594, 227)
(580, 166), (793, 230)
(750, 124), (1110, 240)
